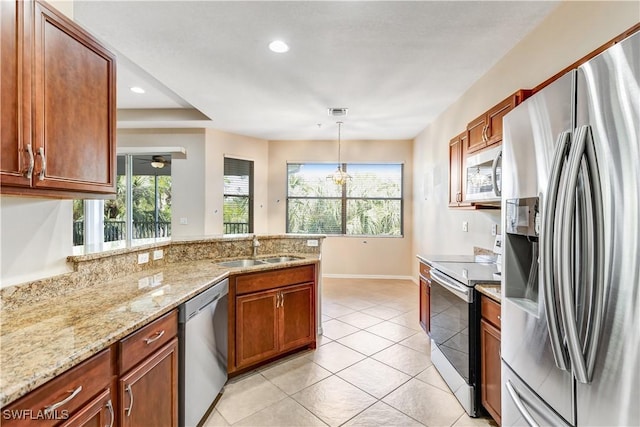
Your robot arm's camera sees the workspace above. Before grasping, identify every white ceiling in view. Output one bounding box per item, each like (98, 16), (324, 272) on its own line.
(74, 1), (559, 140)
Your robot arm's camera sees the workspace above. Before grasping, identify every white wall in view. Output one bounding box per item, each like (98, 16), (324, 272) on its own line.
(412, 1), (639, 278)
(268, 139), (414, 278)
(204, 129), (269, 235)
(0, 198), (74, 287)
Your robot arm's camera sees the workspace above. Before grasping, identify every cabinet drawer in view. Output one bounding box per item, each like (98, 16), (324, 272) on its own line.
(481, 295), (501, 329)
(236, 265), (315, 295)
(419, 262), (431, 279)
(2, 349), (111, 427)
(119, 310), (177, 373)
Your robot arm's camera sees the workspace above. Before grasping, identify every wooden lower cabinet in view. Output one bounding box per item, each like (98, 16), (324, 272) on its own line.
(119, 338), (178, 427)
(230, 265), (317, 374)
(418, 262), (431, 334)
(480, 296), (502, 425)
(1, 349), (113, 427)
(279, 284), (315, 352)
(61, 389), (114, 427)
(236, 290), (280, 367)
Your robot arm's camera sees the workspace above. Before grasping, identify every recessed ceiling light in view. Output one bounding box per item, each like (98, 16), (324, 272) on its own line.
(129, 86), (145, 94)
(269, 40), (289, 53)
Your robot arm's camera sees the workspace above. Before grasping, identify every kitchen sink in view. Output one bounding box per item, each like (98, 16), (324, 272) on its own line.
(217, 259), (266, 268)
(261, 256), (302, 263)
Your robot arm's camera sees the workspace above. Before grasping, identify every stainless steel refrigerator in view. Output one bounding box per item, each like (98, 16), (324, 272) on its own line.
(500, 31), (639, 426)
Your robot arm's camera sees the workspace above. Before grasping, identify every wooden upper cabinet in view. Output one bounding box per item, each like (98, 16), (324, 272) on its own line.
(0, 1), (31, 188)
(466, 90), (531, 155)
(448, 131), (470, 207)
(0, 0), (116, 197)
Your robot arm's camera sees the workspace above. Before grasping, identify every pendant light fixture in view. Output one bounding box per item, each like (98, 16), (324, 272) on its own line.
(328, 121), (350, 186)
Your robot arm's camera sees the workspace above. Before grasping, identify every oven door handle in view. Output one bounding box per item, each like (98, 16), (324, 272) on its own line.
(430, 270), (472, 303)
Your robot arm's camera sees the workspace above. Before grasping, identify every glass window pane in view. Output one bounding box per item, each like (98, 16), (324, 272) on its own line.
(287, 199), (342, 234)
(288, 163), (342, 198)
(224, 158), (253, 233)
(347, 199), (402, 236)
(347, 164), (402, 198)
(223, 196), (250, 234)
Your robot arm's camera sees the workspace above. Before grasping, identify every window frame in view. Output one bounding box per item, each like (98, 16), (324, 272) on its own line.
(286, 162), (404, 237)
(223, 157), (254, 234)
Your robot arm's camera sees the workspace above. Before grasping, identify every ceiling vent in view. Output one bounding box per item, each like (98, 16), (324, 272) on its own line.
(328, 107), (348, 117)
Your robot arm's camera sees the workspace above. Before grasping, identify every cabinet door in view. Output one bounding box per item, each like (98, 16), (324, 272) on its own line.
(236, 290), (279, 369)
(466, 114), (487, 154)
(32, 1), (116, 194)
(448, 134), (463, 206)
(119, 339), (178, 427)
(0, 0), (31, 188)
(419, 278), (428, 333)
(61, 389), (114, 427)
(279, 283), (315, 352)
(480, 318), (501, 425)
(485, 96), (515, 146)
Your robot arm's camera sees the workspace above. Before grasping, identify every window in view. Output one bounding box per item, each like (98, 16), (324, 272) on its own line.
(224, 157), (254, 234)
(73, 154), (172, 248)
(287, 163), (403, 236)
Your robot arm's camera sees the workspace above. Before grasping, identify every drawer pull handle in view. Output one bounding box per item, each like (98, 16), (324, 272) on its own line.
(125, 384), (134, 416)
(497, 315), (501, 320)
(44, 385), (82, 415)
(144, 330), (165, 344)
(106, 399), (114, 427)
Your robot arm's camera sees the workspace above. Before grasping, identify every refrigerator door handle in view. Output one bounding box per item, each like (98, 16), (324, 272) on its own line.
(560, 124), (602, 383)
(583, 125), (605, 381)
(505, 380), (541, 427)
(541, 130), (571, 371)
(491, 148), (502, 197)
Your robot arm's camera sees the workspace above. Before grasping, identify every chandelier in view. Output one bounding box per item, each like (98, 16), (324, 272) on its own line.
(328, 121), (351, 185)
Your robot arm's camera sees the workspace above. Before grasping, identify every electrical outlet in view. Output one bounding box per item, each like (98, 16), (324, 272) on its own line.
(491, 224), (498, 236)
(138, 252), (149, 264)
(179, 217), (188, 225)
(462, 221), (469, 232)
(307, 239), (319, 247)
(153, 249), (164, 260)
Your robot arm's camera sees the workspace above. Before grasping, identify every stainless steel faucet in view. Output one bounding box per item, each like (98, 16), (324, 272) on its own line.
(252, 235), (260, 258)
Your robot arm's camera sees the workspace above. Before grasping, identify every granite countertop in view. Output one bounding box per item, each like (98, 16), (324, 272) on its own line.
(0, 254), (319, 407)
(476, 284), (502, 303)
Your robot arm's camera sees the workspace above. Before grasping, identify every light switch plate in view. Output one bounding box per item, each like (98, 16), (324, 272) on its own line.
(462, 221), (469, 232)
(138, 252), (149, 264)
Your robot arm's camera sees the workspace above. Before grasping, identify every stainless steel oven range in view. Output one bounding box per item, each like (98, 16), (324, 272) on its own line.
(428, 261), (499, 417)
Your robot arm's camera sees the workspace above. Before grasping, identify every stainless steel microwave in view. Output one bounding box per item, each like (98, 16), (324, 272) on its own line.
(465, 145), (502, 202)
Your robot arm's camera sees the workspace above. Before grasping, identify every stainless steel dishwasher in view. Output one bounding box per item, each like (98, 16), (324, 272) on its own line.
(178, 278), (229, 427)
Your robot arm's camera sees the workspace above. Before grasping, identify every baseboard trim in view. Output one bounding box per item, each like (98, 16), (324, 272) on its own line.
(322, 274), (415, 281)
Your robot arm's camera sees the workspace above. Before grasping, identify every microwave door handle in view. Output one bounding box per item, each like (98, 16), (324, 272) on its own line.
(560, 125), (590, 383)
(491, 148), (502, 197)
(541, 130), (571, 371)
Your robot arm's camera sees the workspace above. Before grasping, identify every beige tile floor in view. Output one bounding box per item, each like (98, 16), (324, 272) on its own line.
(204, 278), (497, 427)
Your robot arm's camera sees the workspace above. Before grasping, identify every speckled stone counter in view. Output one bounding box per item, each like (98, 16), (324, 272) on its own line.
(0, 244), (321, 407)
(476, 284), (502, 303)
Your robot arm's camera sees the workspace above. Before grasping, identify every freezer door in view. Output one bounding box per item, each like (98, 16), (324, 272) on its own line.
(574, 31), (640, 427)
(501, 71), (575, 425)
(502, 362), (571, 427)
